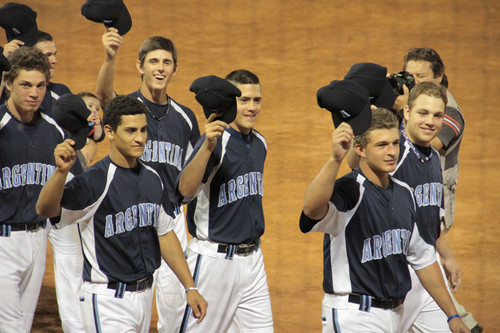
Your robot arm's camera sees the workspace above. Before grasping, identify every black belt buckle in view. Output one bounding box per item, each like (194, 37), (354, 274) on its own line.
(235, 242), (256, 255)
(133, 275), (152, 291)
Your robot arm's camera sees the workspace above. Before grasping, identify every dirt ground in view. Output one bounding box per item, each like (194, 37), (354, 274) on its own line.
(3, 0), (498, 331)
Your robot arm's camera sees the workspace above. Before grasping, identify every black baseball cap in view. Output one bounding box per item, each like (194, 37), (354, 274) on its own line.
(0, 3), (38, 46)
(317, 79), (372, 136)
(0, 47), (11, 73)
(53, 94), (93, 150)
(81, 0), (132, 35)
(344, 62), (397, 110)
(190, 75), (242, 124)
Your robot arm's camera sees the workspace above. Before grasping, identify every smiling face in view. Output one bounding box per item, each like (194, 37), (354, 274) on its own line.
(357, 127), (400, 176)
(137, 49), (176, 96)
(404, 94), (445, 146)
(231, 83), (262, 134)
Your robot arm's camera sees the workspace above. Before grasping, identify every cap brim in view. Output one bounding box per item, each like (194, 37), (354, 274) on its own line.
(111, 4), (132, 35)
(71, 127), (92, 150)
(373, 79), (397, 109)
(203, 104), (237, 124)
(331, 99), (372, 136)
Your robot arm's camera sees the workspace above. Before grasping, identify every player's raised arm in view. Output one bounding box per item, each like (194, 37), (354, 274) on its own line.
(158, 230), (208, 323)
(96, 27), (122, 107)
(36, 139), (77, 218)
(178, 113), (229, 198)
(302, 122), (353, 220)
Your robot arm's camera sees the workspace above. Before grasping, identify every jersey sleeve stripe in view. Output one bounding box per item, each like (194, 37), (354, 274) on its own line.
(443, 115), (460, 136)
(170, 100), (194, 130)
(0, 111), (12, 130)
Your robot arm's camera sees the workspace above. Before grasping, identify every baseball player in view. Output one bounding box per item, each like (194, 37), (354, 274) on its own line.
(394, 48), (479, 332)
(176, 70), (273, 332)
(300, 102), (469, 333)
(36, 95), (207, 333)
(96, 28), (201, 332)
(0, 46), (81, 333)
(390, 82), (458, 332)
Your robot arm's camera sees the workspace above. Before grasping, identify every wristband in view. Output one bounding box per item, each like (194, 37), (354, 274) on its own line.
(185, 287), (198, 293)
(447, 314), (460, 323)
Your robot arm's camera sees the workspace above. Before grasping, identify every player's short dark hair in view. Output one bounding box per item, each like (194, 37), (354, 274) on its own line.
(36, 30), (53, 43)
(3, 46), (50, 84)
(407, 81), (447, 110)
(138, 36), (177, 69)
(77, 91), (98, 100)
(354, 108), (399, 148)
(225, 69), (260, 85)
(103, 95), (147, 131)
(403, 48), (448, 87)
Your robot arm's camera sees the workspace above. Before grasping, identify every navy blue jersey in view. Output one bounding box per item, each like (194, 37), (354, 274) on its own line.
(129, 91), (200, 203)
(392, 129), (444, 246)
(179, 127), (266, 244)
(300, 169), (436, 300)
(58, 156), (174, 284)
(39, 82), (72, 116)
(0, 104), (82, 224)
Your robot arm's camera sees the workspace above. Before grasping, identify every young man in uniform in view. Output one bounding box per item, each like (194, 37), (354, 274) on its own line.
(177, 70), (273, 332)
(96, 28), (200, 332)
(299, 97), (469, 333)
(394, 48), (479, 332)
(0, 46), (77, 333)
(36, 95), (207, 333)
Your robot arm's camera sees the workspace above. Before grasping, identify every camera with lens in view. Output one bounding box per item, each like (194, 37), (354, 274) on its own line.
(387, 71), (415, 96)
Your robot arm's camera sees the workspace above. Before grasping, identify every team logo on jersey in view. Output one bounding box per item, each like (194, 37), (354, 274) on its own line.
(141, 140), (184, 171)
(413, 182), (443, 208)
(104, 202), (160, 238)
(217, 172), (263, 207)
(0, 163), (55, 190)
(361, 228), (412, 263)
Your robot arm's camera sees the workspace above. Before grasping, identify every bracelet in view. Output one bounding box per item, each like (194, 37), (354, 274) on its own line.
(447, 314), (460, 323)
(185, 287), (198, 293)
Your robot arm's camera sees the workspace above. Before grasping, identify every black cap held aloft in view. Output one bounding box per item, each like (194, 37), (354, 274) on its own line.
(53, 94), (93, 150)
(190, 75), (242, 124)
(317, 79), (372, 136)
(0, 3), (38, 46)
(81, 0), (132, 35)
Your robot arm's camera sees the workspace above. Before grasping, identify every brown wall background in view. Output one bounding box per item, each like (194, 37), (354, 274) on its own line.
(3, 0), (499, 331)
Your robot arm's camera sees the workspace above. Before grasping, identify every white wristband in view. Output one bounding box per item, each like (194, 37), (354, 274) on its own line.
(185, 287), (198, 293)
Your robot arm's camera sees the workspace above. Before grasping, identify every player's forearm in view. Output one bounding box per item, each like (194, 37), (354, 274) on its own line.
(36, 168), (67, 218)
(159, 231), (196, 289)
(96, 56), (117, 107)
(436, 232), (455, 260)
(303, 156), (341, 220)
(178, 143), (212, 198)
(415, 261), (457, 317)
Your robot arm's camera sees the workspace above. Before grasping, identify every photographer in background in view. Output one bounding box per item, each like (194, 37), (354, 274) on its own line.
(395, 48), (480, 333)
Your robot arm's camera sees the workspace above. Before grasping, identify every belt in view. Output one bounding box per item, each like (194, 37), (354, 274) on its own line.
(348, 294), (405, 310)
(217, 239), (260, 257)
(107, 275), (154, 293)
(0, 221), (46, 236)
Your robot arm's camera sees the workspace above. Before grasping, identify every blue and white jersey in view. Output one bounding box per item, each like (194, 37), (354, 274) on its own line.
(0, 104), (78, 225)
(392, 129), (444, 246)
(180, 127), (267, 244)
(39, 82), (72, 117)
(300, 169), (436, 300)
(129, 90), (200, 204)
(58, 156), (174, 284)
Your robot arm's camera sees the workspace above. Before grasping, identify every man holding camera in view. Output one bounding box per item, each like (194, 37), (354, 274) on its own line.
(394, 48), (480, 333)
